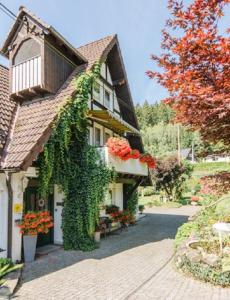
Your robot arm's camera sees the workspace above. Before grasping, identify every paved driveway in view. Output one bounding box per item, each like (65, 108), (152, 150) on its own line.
(15, 206), (230, 300)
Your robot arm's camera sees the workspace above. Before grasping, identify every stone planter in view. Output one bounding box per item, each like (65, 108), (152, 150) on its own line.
(23, 235), (37, 262)
(94, 231), (101, 243)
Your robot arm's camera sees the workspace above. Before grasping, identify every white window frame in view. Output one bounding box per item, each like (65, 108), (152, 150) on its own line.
(94, 123), (104, 147)
(104, 128), (113, 144)
(104, 87), (113, 110)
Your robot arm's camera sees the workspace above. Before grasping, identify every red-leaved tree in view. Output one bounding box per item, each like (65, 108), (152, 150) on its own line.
(147, 0), (230, 145)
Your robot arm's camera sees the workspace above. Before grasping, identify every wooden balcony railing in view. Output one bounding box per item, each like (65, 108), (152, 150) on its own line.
(12, 56), (41, 93)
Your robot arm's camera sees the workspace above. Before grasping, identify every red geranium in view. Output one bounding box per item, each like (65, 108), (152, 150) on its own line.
(18, 210), (54, 236)
(191, 196), (200, 202)
(106, 137), (132, 160)
(140, 153), (156, 169)
(106, 137), (156, 169)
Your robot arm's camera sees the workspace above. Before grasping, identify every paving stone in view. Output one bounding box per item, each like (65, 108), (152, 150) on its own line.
(15, 206), (230, 300)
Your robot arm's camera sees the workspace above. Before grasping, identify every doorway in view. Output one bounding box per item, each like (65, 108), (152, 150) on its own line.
(24, 180), (54, 247)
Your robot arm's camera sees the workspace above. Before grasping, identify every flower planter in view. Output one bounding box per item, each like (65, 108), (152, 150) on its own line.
(23, 235), (37, 262)
(94, 231), (101, 243)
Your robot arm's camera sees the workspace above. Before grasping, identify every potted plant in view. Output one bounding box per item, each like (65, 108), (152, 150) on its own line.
(94, 224), (101, 243)
(138, 205), (145, 214)
(18, 211), (53, 262)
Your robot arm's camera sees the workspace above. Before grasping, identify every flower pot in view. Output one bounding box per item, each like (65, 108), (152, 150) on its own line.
(23, 235), (37, 262)
(94, 231), (101, 243)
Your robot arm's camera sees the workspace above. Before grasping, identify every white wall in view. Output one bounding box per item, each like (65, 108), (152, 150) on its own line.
(11, 172), (29, 261)
(0, 174), (8, 258)
(109, 183), (123, 210)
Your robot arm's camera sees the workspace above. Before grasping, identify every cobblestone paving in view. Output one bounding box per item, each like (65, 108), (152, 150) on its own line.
(15, 206), (230, 300)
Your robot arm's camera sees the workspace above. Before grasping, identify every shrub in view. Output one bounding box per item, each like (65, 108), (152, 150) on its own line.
(151, 156), (193, 201)
(179, 256), (230, 287)
(174, 222), (198, 248)
(105, 205), (119, 214)
(0, 259), (22, 286)
(138, 205), (145, 214)
(143, 187), (154, 196)
(0, 258), (12, 269)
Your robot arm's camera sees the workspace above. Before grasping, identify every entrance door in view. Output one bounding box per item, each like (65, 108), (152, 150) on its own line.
(24, 183), (54, 247)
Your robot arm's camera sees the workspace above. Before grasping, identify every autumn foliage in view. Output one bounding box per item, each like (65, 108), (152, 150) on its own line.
(147, 0), (230, 145)
(200, 171), (230, 195)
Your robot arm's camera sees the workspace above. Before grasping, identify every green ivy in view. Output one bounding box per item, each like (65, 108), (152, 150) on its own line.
(127, 185), (138, 215)
(38, 62), (113, 251)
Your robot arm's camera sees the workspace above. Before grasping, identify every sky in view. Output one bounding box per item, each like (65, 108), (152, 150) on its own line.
(0, 0), (229, 105)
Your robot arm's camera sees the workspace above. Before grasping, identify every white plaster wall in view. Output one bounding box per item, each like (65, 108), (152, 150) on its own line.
(0, 174), (8, 257)
(54, 185), (64, 245)
(11, 172), (27, 262)
(109, 183), (123, 210)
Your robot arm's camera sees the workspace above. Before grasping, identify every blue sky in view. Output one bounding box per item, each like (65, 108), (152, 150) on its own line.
(0, 1), (229, 104)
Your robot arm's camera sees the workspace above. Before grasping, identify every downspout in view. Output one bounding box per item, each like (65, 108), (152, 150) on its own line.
(5, 171), (13, 259)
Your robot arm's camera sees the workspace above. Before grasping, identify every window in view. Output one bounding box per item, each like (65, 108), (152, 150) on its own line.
(95, 127), (101, 146)
(104, 90), (111, 108)
(13, 38), (40, 65)
(104, 132), (111, 144)
(93, 82), (100, 101)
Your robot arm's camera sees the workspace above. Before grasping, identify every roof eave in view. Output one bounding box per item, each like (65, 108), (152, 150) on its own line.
(49, 26), (87, 63)
(0, 7), (88, 64)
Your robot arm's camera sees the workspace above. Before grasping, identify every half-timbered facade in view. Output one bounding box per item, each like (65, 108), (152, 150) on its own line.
(0, 6), (148, 261)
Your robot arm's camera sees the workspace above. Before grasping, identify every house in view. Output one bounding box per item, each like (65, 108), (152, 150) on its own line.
(202, 154), (230, 163)
(180, 148), (195, 162)
(0, 6), (149, 261)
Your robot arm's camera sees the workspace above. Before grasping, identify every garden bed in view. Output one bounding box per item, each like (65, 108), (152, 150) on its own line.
(174, 195), (230, 287)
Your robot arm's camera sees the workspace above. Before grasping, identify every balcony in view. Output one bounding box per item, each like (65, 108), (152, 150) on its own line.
(98, 147), (148, 177)
(12, 56), (41, 94)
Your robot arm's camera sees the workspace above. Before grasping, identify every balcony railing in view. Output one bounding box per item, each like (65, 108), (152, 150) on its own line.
(12, 55), (41, 93)
(98, 146), (148, 176)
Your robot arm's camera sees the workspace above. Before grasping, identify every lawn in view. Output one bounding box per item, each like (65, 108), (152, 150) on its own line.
(192, 161), (230, 177)
(139, 161), (230, 208)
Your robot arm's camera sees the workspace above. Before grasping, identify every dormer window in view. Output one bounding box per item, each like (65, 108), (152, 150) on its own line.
(2, 9), (86, 101)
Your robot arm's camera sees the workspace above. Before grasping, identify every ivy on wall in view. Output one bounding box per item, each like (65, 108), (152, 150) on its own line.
(38, 62), (113, 251)
(126, 185), (138, 215)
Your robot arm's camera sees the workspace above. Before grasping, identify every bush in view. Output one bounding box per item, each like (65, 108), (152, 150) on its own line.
(0, 258), (12, 268)
(174, 222), (198, 248)
(138, 205), (145, 213)
(151, 156), (193, 202)
(105, 205), (119, 214)
(179, 256), (230, 287)
(143, 187), (154, 196)
(216, 196), (230, 217)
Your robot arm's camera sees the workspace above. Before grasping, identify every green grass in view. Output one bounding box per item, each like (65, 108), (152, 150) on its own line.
(193, 162), (230, 177)
(138, 195), (182, 208)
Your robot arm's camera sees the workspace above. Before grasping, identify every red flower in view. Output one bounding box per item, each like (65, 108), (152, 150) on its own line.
(18, 211), (54, 236)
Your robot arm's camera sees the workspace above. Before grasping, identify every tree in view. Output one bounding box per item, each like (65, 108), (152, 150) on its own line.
(151, 156), (193, 201)
(147, 0), (230, 146)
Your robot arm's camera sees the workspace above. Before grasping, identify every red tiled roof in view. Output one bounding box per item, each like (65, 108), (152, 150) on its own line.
(77, 35), (116, 68)
(0, 32), (141, 169)
(3, 65), (86, 169)
(1, 35), (118, 169)
(0, 65), (16, 161)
